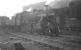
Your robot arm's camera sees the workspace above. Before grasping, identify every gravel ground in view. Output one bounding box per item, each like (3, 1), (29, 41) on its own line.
(21, 41), (63, 50)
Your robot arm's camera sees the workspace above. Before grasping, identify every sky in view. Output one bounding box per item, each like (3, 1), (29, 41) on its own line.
(0, 0), (72, 19)
(0, 0), (48, 19)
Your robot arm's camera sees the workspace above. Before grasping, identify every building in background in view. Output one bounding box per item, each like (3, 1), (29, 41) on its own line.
(14, 13), (21, 25)
(0, 16), (10, 25)
(64, 0), (81, 31)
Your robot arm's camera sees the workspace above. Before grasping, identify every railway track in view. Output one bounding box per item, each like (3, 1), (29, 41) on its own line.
(3, 32), (81, 50)
(0, 31), (81, 50)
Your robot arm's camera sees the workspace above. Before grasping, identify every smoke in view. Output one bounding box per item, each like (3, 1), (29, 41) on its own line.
(46, 0), (73, 9)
